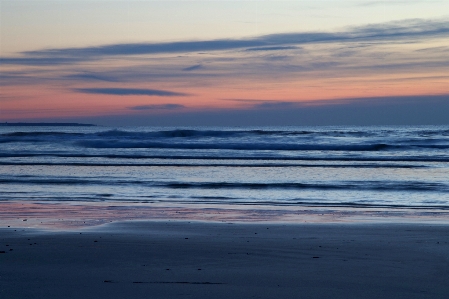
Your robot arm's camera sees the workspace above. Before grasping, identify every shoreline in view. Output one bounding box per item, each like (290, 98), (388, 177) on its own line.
(1, 200), (449, 231)
(1, 221), (448, 298)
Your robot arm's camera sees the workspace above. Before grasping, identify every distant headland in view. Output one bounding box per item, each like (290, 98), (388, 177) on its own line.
(0, 122), (96, 127)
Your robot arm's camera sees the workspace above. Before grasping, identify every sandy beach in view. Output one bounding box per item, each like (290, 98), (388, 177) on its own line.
(1, 221), (448, 298)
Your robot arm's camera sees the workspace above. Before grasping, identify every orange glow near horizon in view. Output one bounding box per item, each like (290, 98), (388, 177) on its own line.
(1, 73), (448, 121)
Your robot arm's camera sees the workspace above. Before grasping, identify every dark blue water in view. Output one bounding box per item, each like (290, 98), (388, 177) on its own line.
(1, 125), (448, 209)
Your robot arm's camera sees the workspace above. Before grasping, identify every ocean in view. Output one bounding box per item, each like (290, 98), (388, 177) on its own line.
(1, 125), (448, 215)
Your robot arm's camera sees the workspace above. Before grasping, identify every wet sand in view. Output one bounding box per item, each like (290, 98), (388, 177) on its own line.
(1, 221), (449, 298)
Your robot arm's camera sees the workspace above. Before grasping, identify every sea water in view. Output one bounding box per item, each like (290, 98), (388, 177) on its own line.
(1, 126), (448, 210)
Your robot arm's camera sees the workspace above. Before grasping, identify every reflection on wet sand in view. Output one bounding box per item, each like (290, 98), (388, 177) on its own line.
(1, 201), (449, 230)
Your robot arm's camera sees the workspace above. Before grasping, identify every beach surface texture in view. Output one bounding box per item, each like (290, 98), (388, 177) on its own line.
(1, 221), (449, 299)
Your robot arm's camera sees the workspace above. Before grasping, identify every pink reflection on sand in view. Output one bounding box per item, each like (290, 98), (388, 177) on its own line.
(1, 201), (449, 230)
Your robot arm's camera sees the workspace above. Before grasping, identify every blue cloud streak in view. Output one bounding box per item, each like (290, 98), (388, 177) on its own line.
(129, 104), (185, 110)
(182, 64), (202, 71)
(73, 88), (190, 97)
(1, 19), (447, 66)
(84, 94), (449, 126)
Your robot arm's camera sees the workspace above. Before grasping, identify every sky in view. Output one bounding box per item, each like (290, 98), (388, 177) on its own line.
(1, 0), (448, 126)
